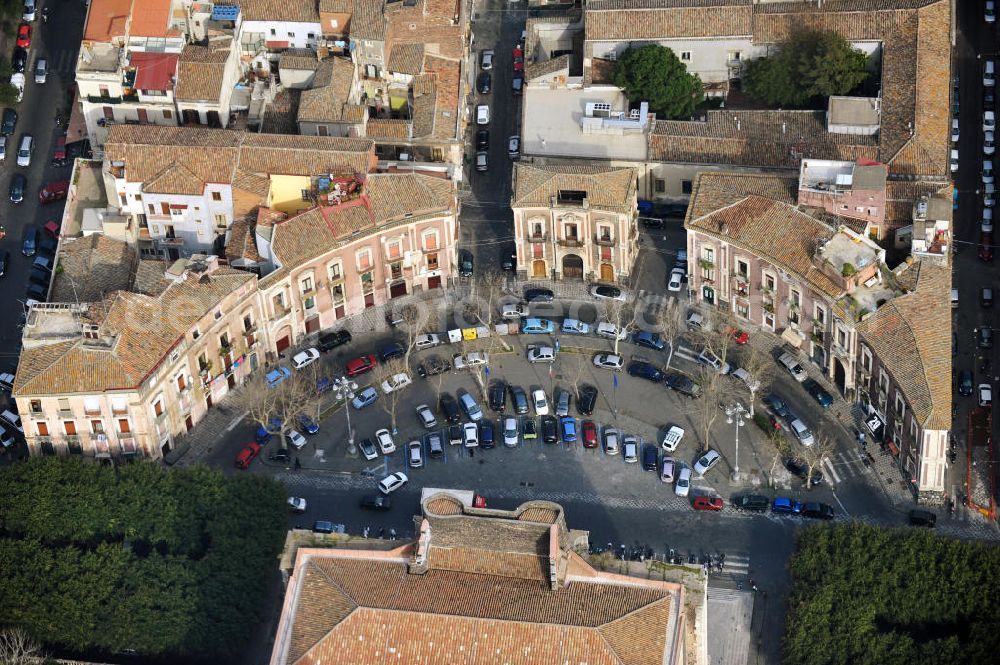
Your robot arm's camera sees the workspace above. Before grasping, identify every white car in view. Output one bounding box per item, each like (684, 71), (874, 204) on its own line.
(561, 318), (590, 335)
(288, 497), (307, 513)
(500, 302), (529, 319)
(778, 352), (808, 382)
(985, 159), (995, 185)
(604, 428), (620, 455)
(693, 449), (721, 475)
(480, 49), (494, 70)
(789, 418), (815, 446)
(415, 403), (437, 429)
(983, 208), (994, 233)
(989, 0), (998, 23)
(686, 311), (704, 330)
(285, 429), (307, 450)
(986, 111), (996, 133)
(502, 416), (519, 447)
(375, 428), (396, 454)
(986, 184), (997, 208)
(697, 348), (731, 374)
(454, 351), (489, 369)
(477, 104), (490, 125)
(951, 118), (960, 143)
(986, 130), (996, 156)
(595, 321), (628, 340)
(414, 333), (442, 350)
(292, 348), (320, 369)
(622, 435), (639, 463)
(661, 425), (685, 452)
(0, 135), (5, 162)
(463, 422), (479, 448)
(381, 372), (413, 393)
(979, 383), (993, 407)
(674, 465), (692, 497)
(527, 345), (556, 363)
(593, 353), (624, 370)
(731, 367), (760, 392)
(951, 148), (960, 173)
(378, 471), (408, 494)
(408, 440), (424, 468)
(667, 268), (685, 292)
(532, 388), (549, 415)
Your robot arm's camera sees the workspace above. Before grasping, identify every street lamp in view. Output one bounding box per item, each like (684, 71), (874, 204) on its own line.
(725, 402), (748, 482)
(333, 376), (359, 456)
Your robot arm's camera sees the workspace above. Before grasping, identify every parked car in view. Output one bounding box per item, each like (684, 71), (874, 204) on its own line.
(789, 418), (815, 446)
(458, 391), (483, 422)
(778, 352), (808, 382)
(522, 417), (538, 440)
(802, 378), (833, 408)
(800, 502), (835, 520)
(476, 104), (490, 125)
(503, 416), (519, 447)
(697, 348), (730, 374)
(732, 494), (770, 512)
(664, 373), (701, 398)
(532, 388), (549, 415)
(555, 389), (571, 416)
(591, 285), (625, 301)
(593, 353), (624, 370)
(415, 403), (438, 429)
(453, 351), (489, 369)
(667, 268), (684, 292)
(979, 383), (993, 407)
(771, 497), (800, 514)
(477, 71), (491, 94)
(489, 380), (507, 412)
(375, 429), (396, 454)
(674, 465), (692, 497)
(510, 385), (529, 414)
(577, 384), (598, 416)
(285, 429), (307, 450)
(731, 367), (760, 392)
(582, 420), (598, 448)
(525, 287), (555, 302)
(358, 437), (378, 461)
(439, 393), (461, 423)
(476, 128), (489, 150)
(604, 428), (620, 455)
(642, 443), (658, 471)
(660, 457), (676, 483)
(622, 435), (639, 463)
(266, 367), (291, 388)
(381, 372), (412, 394)
(378, 472), (408, 494)
(765, 393), (790, 418)
(508, 135), (521, 159)
(784, 457), (823, 487)
(351, 386), (378, 410)
(480, 49), (494, 70)
(628, 361), (664, 382)
(693, 496), (724, 511)
(448, 424), (463, 446)
(541, 415), (558, 443)
(500, 302), (529, 319)
(414, 333), (442, 350)
(561, 318), (590, 335)
(661, 425), (684, 452)
(632, 331), (665, 351)
(345, 354), (377, 377)
(9, 173), (26, 203)
(360, 495), (392, 510)
(416, 355), (450, 378)
(693, 449), (721, 475)
(560, 417), (577, 443)
(595, 321), (628, 340)
(33, 56), (46, 84)
(37, 180), (69, 204)
(958, 369), (974, 396)
(408, 440), (424, 468)
(521, 317), (555, 334)
(235, 442), (262, 469)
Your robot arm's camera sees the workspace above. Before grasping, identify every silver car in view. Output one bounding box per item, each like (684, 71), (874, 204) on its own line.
(408, 440), (424, 468)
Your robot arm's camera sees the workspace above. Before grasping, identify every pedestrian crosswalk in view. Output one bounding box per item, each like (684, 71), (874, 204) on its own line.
(722, 551), (751, 576)
(821, 449), (872, 485)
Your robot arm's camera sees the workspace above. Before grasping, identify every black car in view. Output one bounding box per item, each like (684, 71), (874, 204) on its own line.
(458, 250), (474, 277)
(439, 393), (461, 423)
(0, 250), (9, 278)
(800, 502), (835, 520)
(476, 128), (489, 150)
(28, 267), (49, 287)
(360, 494), (392, 510)
(0, 108), (16, 136)
(907, 509), (937, 528)
(979, 326), (993, 349)
(784, 457), (823, 487)
(318, 329), (352, 351)
(593, 285), (622, 299)
(986, 88), (996, 112)
(477, 71), (491, 94)
(525, 287), (554, 303)
(12, 48), (26, 74)
(268, 448), (290, 463)
(522, 417), (538, 439)
(802, 379), (833, 408)
(732, 494), (770, 512)
(448, 424), (463, 446)
(627, 361), (664, 382)
(26, 283), (47, 302)
(489, 380), (507, 412)
(9, 173), (26, 204)
(541, 415), (558, 443)
(665, 373), (701, 398)
(21, 225), (37, 257)
(641, 217), (664, 229)
(38, 236), (57, 256)
(417, 355), (450, 378)
(765, 393), (790, 418)
(380, 342), (406, 362)
(510, 385), (529, 414)
(958, 369), (974, 396)
(641, 444), (658, 471)
(479, 420), (495, 448)
(577, 384), (597, 416)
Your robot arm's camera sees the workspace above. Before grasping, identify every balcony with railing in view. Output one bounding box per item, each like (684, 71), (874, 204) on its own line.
(527, 231), (548, 242)
(594, 234), (614, 246)
(94, 434), (112, 458)
(120, 435), (138, 456)
(557, 237), (583, 248)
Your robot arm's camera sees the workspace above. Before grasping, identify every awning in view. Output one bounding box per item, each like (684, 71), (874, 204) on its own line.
(780, 327), (804, 348)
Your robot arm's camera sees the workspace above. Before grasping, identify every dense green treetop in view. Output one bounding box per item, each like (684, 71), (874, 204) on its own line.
(612, 44), (704, 120)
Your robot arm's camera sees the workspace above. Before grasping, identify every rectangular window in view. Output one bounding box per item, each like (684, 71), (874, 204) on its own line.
(58, 398), (70, 413)
(814, 305), (826, 324)
(64, 421), (77, 436)
(426, 252), (439, 270)
(862, 347), (872, 371)
(328, 262), (342, 281)
(386, 240), (402, 260)
(357, 249), (372, 271)
(154, 401), (163, 417)
(736, 259), (748, 278)
(163, 109), (172, 120)
(533, 244), (543, 259)
(837, 328), (848, 348)
(148, 203), (156, 216)
(654, 179), (666, 193)
(112, 397), (128, 414)
(214, 214), (227, 228)
(423, 231), (439, 251)
(680, 51), (692, 62)
(177, 374), (187, 391)
(300, 275), (314, 293)
(37, 422), (49, 436)
(211, 191), (222, 201)
(600, 246), (612, 261)
(91, 420), (104, 434)
(331, 284), (345, 303)
(728, 51), (742, 62)
(764, 273), (775, 291)
(682, 180), (693, 194)
(84, 397), (100, 414)
(119, 419), (131, 434)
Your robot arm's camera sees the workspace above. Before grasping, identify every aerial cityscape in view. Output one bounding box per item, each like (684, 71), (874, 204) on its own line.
(0, 0), (997, 664)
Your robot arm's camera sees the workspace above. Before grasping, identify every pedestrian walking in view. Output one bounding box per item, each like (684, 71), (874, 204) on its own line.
(363, 526), (369, 539)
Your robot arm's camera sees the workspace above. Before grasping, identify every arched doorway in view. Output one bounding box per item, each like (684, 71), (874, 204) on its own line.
(600, 263), (614, 282)
(532, 260), (547, 278)
(834, 358), (847, 395)
(562, 254), (583, 279)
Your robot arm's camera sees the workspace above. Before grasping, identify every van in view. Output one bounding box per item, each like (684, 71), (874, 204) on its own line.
(16, 134), (32, 167)
(1, 409), (23, 434)
(661, 425), (684, 452)
(907, 509), (937, 528)
(952, 288), (959, 308)
(458, 392), (483, 421)
(986, 59), (996, 87)
(641, 444), (658, 471)
(778, 352), (808, 382)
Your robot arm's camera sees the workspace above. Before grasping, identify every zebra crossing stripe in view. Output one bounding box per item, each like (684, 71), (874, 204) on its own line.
(724, 554), (750, 574)
(822, 456), (842, 484)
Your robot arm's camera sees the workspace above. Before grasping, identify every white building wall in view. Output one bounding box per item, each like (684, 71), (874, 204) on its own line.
(242, 20), (321, 53)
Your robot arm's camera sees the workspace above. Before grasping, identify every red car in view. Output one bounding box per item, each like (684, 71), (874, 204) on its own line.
(513, 45), (523, 59)
(692, 496), (725, 511)
(727, 327), (749, 345)
(345, 354), (377, 377)
(581, 420), (598, 448)
(980, 232), (994, 262)
(235, 442), (262, 469)
(513, 56), (524, 72)
(16, 24), (30, 49)
(38, 180), (69, 204)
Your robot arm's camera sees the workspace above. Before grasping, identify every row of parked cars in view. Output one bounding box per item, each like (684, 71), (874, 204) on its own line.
(731, 493), (835, 520)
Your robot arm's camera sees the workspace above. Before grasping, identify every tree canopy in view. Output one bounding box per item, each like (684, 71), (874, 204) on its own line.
(0, 458), (288, 663)
(611, 45), (703, 120)
(744, 29), (870, 108)
(784, 522), (1000, 665)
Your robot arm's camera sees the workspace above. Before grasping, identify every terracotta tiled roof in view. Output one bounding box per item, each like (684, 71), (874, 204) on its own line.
(14, 269), (255, 396)
(428, 546), (548, 580)
(685, 171), (797, 220)
(232, 170), (272, 197)
(84, 0), (131, 43)
(387, 43), (425, 75)
(49, 235), (136, 303)
(586, 0), (753, 40)
(884, 180), (951, 234)
(426, 496), (462, 515)
(686, 176), (842, 298)
(239, 133), (374, 175)
(238, 0), (320, 22)
(279, 49), (321, 72)
(518, 506), (561, 524)
(175, 43), (230, 102)
(513, 163), (638, 213)
(297, 57), (358, 124)
(526, 54), (570, 81)
(260, 88), (302, 135)
(364, 171), (455, 221)
(409, 56), (462, 140)
(857, 260), (951, 430)
(350, 0), (387, 41)
(143, 162), (205, 195)
(319, 0), (353, 11)
(366, 118), (411, 139)
(385, 0), (463, 59)
(649, 111), (879, 169)
(225, 217), (264, 263)
(132, 260), (171, 296)
(283, 555), (675, 665)
(128, 0), (178, 38)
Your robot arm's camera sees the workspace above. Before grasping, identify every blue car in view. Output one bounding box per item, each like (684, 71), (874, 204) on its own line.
(627, 361), (664, 382)
(561, 318), (591, 335)
(772, 497), (801, 514)
(351, 386), (379, 410)
(521, 317), (555, 334)
(316, 377), (333, 394)
(802, 379), (833, 408)
(560, 416), (577, 443)
(298, 414), (320, 434)
(266, 367), (291, 388)
(632, 331), (665, 351)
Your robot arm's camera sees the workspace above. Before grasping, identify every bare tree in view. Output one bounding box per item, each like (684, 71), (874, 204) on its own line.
(398, 303), (433, 371)
(732, 343), (772, 417)
(603, 297), (638, 355)
(692, 365), (726, 453)
(372, 357), (410, 432)
(245, 369), (314, 444)
(652, 298), (684, 370)
(766, 428), (793, 485)
(470, 271), (513, 353)
(431, 364), (449, 402)
(798, 432), (837, 490)
(0, 628), (46, 665)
